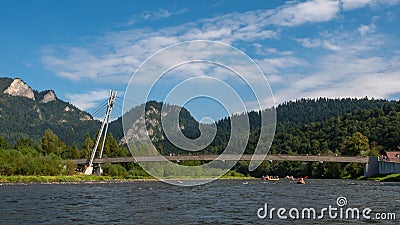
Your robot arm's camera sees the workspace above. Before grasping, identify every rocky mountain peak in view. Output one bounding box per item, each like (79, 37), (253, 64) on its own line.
(3, 78), (35, 100)
(40, 90), (57, 103)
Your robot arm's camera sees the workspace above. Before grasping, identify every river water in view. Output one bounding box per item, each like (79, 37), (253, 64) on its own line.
(0, 179), (398, 224)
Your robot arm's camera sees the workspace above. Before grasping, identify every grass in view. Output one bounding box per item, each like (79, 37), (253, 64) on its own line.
(4, 174), (399, 183)
(221, 171), (253, 179)
(0, 175), (117, 183)
(359, 173), (400, 182)
(0, 171), (251, 183)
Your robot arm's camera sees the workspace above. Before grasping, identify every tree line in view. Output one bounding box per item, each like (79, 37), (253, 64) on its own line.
(1, 98), (399, 179)
(0, 130), (148, 177)
(153, 98), (400, 178)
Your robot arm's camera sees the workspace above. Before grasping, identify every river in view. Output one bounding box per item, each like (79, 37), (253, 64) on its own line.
(0, 179), (398, 224)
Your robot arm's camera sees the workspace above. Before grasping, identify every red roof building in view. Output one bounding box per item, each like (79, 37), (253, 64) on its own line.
(386, 151), (400, 162)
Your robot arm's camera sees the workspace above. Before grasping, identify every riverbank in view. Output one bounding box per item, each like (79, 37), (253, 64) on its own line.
(0, 173), (253, 183)
(0, 175), (153, 183)
(363, 173), (400, 182)
(3, 173), (399, 183)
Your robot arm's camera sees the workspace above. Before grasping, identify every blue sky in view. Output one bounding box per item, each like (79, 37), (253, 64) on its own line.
(1, 0), (400, 121)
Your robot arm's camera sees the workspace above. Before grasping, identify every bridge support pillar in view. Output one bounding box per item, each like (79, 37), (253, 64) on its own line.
(364, 156), (379, 178)
(94, 166), (103, 176)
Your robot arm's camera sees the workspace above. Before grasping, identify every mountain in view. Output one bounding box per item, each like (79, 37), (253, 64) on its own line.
(111, 101), (201, 147)
(275, 97), (394, 131)
(0, 77), (201, 148)
(1, 77), (399, 157)
(0, 77), (100, 145)
(3, 77), (400, 180)
(121, 98), (400, 156)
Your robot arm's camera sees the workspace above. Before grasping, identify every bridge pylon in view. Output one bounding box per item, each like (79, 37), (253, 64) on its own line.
(84, 90), (117, 175)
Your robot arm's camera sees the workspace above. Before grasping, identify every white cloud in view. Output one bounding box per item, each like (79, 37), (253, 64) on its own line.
(125, 8), (188, 26)
(358, 16), (377, 36)
(270, 29), (400, 104)
(66, 90), (110, 111)
(41, 10), (279, 83)
(269, 0), (340, 26)
(40, 0), (400, 112)
(295, 38), (322, 48)
(253, 44), (294, 56)
(256, 56), (308, 76)
(341, 0), (400, 10)
(358, 24), (371, 36)
(39, 1), (350, 83)
(295, 37), (342, 51)
(41, 46), (137, 82)
(341, 0), (374, 10)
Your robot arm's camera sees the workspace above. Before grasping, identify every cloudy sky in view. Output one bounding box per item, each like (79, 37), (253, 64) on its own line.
(1, 0), (399, 120)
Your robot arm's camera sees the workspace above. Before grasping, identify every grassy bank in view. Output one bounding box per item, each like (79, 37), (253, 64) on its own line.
(0, 172), (250, 183)
(363, 174), (400, 182)
(357, 173), (400, 182)
(0, 175), (155, 183)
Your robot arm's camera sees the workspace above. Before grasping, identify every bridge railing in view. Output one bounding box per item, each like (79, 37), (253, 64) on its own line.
(63, 154), (370, 164)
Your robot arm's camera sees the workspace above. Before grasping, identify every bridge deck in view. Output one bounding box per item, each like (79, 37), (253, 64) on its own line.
(65, 154), (370, 164)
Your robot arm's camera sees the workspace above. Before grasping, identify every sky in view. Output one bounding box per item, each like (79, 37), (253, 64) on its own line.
(1, 0), (400, 121)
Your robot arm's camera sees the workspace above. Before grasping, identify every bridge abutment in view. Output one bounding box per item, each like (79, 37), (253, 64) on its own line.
(379, 160), (400, 175)
(364, 156), (379, 177)
(364, 156), (400, 177)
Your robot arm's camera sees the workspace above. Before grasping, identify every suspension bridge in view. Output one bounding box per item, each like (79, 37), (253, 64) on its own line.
(81, 90), (399, 177)
(68, 154), (370, 165)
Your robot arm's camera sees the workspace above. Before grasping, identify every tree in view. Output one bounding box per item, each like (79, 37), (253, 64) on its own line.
(103, 163), (127, 177)
(103, 133), (119, 157)
(14, 137), (35, 150)
(341, 132), (370, 156)
(61, 142), (80, 159)
(341, 163), (364, 179)
(80, 133), (94, 158)
(41, 129), (61, 155)
(40, 129), (58, 155)
(63, 160), (76, 175)
(367, 141), (382, 157)
(0, 135), (8, 150)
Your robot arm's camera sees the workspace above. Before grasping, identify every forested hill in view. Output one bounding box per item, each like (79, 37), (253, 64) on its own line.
(0, 77), (100, 145)
(0, 77), (201, 147)
(272, 98), (400, 153)
(109, 100), (200, 145)
(149, 97), (400, 156)
(276, 97), (395, 132)
(1, 77), (399, 156)
(273, 103), (400, 153)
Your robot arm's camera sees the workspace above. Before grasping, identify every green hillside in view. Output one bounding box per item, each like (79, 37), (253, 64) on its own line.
(1, 77), (400, 179)
(167, 98), (399, 156)
(1, 77), (399, 157)
(0, 78), (100, 145)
